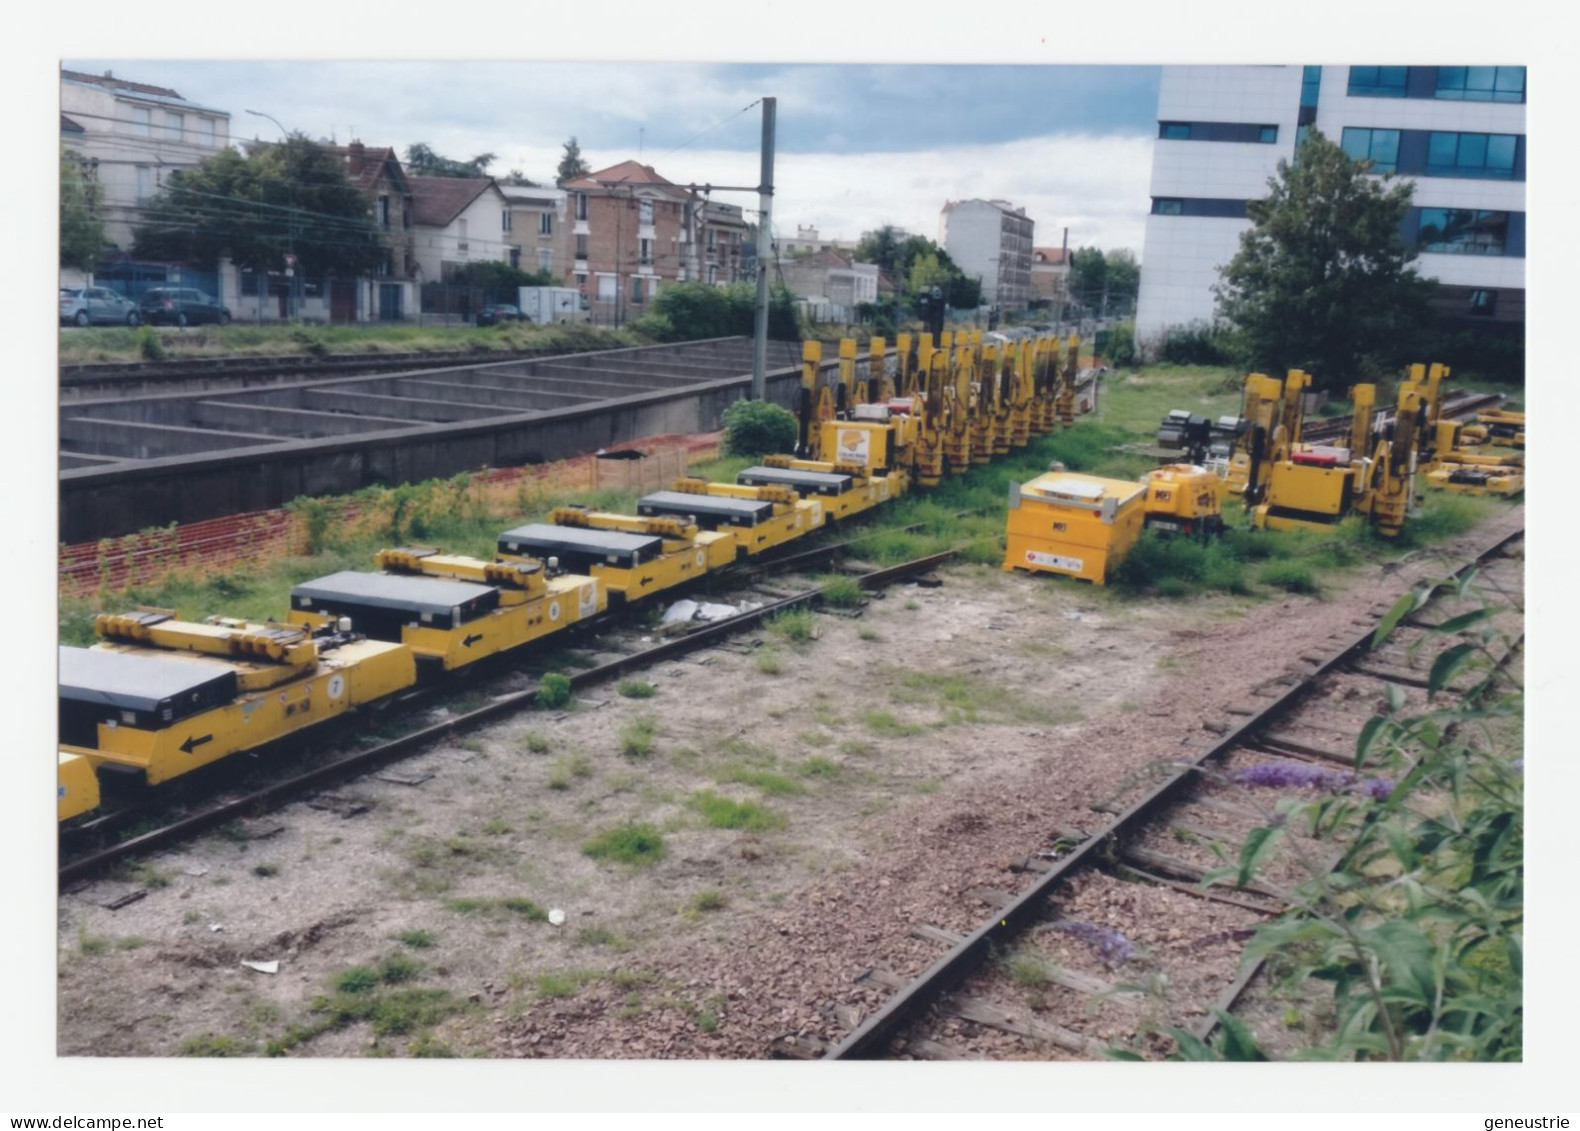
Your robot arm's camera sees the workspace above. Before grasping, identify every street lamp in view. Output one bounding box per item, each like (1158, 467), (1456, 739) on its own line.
(246, 109), (295, 322)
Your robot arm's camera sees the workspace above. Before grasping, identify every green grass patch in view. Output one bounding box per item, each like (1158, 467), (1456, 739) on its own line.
(397, 929), (437, 949)
(442, 896), (548, 921)
(818, 575), (866, 608)
(619, 716), (657, 758)
(617, 678), (657, 699)
(689, 790), (786, 832)
(1260, 559), (1319, 594)
(717, 765), (806, 796)
(583, 823), (667, 866)
(180, 1032), (252, 1057)
(689, 888), (729, 913)
(537, 969), (601, 999)
(797, 756), (841, 779)
(754, 649), (784, 675)
(863, 710), (925, 738)
(520, 730), (553, 755)
(769, 608), (818, 644)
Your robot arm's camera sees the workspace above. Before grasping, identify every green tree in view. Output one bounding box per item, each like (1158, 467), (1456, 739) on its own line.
(60, 151), (105, 270)
(1104, 249), (1140, 311)
(640, 281), (798, 343)
(853, 225), (905, 277)
(446, 261), (554, 291)
(404, 143), (496, 178)
(1213, 128), (1435, 390)
(132, 134), (386, 277)
(1067, 246), (1107, 311)
(557, 137), (591, 185)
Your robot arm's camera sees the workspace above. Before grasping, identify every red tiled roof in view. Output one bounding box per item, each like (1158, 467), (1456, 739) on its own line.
(1032, 246), (1069, 264)
(794, 247), (854, 269)
(408, 175), (499, 227)
(61, 69), (183, 100)
(562, 160), (676, 190)
(323, 144), (406, 195)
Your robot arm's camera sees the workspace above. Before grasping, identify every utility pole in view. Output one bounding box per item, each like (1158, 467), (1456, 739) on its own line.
(750, 97), (776, 401)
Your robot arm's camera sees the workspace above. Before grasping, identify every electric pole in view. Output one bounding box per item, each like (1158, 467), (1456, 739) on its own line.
(751, 97), (776, 401)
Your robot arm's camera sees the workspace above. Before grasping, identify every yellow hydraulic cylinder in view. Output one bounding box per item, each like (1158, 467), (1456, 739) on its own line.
(1056, 335), (1081, 426)
(991, 345), (1015, 456)
(895, 333), (915, 397)
(839, 338), (862, 406)
(867, 336), (889, 403)
(1007, 339), (1033, 448)
(972, 343), (998, 465)
(914, 339), (947, 487)
(944, 336), (974, 475)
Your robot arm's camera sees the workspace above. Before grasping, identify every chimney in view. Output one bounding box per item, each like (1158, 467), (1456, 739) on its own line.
(347, 141), (366, 175)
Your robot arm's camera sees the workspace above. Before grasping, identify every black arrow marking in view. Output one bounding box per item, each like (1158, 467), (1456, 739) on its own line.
(640, 576), (655, 587)
(181, 734), (213, 755)
(462, 633), (484, 647)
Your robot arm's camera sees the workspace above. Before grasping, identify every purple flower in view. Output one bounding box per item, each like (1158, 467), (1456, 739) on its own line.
(1232, 763), (1394, 800)
(1053, 920), (1135, 966)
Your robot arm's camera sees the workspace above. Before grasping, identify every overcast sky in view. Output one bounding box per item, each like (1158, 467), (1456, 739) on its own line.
(64, 60), (1160, 253)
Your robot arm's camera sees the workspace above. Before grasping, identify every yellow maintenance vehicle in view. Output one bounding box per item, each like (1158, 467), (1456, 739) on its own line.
(60, 610), (415, 786)
(912, 332), (949, 487)
(1054, 335), (1084, 427)
(499, 508), (735, 604)
(737, 339), (915, 521)
(1004, 468), (1147, 585)
(1399, 362), (1525, 496)
(58, 750), (101, 822)
(943, 332), (976, 474)
(1141, 464), (1228, 537)
(637, 477), (828, 556)
(289, 548), (606, 673)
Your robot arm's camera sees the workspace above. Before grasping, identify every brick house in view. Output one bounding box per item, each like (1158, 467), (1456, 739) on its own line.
(1030, 246), (1070, 311)
(499, 183), (571, 278)
(560, 160), (697, 326)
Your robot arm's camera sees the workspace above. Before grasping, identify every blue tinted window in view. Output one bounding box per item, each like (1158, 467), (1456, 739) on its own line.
(1301, 65), (1322, 108)
(1161, 122), (1190, 139)
(1436, 65), (1525, 102)
(1342, 128), (1400, 173)
(1416, 208), (1510, 255)
(1152, 198), (1183, 215)
(1348, 65), (1408, 97)
(1259, 125), (1277, 143)
(1426, 131), (1520, 178)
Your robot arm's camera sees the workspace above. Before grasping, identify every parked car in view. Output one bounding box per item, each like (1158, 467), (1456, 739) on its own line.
(476, 303), (523, 327)
(137, 287), (232, 327)
(60, 287), (141, 327)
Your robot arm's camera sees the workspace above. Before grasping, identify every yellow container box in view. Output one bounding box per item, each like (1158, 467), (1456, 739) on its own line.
(1004, 471), (1147, 585)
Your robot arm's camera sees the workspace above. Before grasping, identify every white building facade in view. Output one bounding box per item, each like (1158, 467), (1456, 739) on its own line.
(1134, 65), (1527, 344)
(939, 199), (1034, 311)
(59, 69), (232, 253)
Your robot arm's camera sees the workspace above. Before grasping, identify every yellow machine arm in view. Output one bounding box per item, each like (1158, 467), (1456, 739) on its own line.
(96, 610), (317, 667)
(895, 333), (915, 397)
(375, 547), (547, 593)
(551, 506), (700, 545)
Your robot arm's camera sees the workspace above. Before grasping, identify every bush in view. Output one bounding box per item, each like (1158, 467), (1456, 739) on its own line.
(1259, 559), (1318, 593)
(537, 672), (573, 709)
(1104, 321), (1137, 368)
(136, 325), (165, 360)
(1158, 321), (1238, 367)
(722, 398), (798, 459)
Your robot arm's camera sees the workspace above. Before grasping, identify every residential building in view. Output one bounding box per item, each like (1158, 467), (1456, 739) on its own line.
(60, 69), (231, 253)
(1029, 246), (1070, 310)
(408, 175), (513, 281)
(939, 199), (1034, 311)
(560, 160), (696, 325)
(778, 248), (880, 323)
(499, 183), (570, 278)
(1134, 65), (1526, 344)
(698, 201), (750, 286)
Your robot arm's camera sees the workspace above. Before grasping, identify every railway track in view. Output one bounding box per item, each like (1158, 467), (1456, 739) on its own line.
(808, 525), (1524, 1061)
(58, 539), (956, 886)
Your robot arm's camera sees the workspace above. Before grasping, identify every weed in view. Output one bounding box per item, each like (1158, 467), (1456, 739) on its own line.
(620, 715), (657, 758)
(521, 730), (553, 755)
(251, 863), (280, 878)
(754, 649), (783, 676)
(818, 575), (866, 609)
(182, 911), (203, 925)
(903, 600), (920, 611)
(499, 897), (549, 920)
(798, 756), (840, 779)
(179, 1033), (249, 1057)
(537, 970), (599, 998)
(690, 888), (728, 913)
(1006, 954), (1050, 986)
(397, 929), (437, 949)
(378, 954), (423, 984)
(547, 752), (591, 789)
(78, 932), (110, 957)
(770, 608), (817, 644)
(857, 626), (881, 642)
(611, 968), (654, 990)
(115, 936), (147, 950)
(617, 678), (657, 699)
(408, 1035), (457, 1058)
(458, 739), (485, 754)
(718, 765), (805, 796)
(333, 965), (381, 994)
(863, 710), (924, 738)
(575, 926), (628, 950)
(838, 739), (875, 758)
(1260, 560), (1318, 594)
(481, 818), (512, 836)
(689, 791), (786, 832)
(797, 729), (833, 748)
(132, 865), (173, 890)
(583, 824), (667, 866)
(538, 672), (573, 709)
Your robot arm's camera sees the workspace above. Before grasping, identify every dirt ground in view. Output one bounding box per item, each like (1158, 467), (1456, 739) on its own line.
(56, 504), (1525, 1059)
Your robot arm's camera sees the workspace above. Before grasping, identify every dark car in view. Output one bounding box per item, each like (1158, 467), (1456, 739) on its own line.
(476, 303), (523, 327)
(60, 286), (141, 327)
(138, 287), (232, 327)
